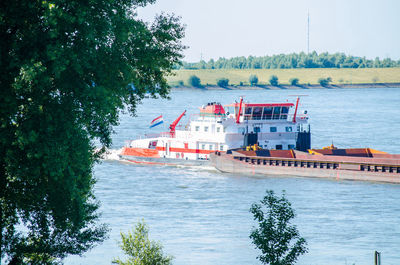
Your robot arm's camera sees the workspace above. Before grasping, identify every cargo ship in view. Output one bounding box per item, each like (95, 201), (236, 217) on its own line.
(210, 145), (400, 183)
(119, 97), (310, 165)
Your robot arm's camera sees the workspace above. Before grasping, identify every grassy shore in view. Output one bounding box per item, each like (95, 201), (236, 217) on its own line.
(167, 68), (400, 87)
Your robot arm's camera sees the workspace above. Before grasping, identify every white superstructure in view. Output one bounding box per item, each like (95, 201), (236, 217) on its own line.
(120, 98), (309, 163)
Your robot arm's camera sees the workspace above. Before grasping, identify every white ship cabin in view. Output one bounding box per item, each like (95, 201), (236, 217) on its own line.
(186, 101), (309, 152)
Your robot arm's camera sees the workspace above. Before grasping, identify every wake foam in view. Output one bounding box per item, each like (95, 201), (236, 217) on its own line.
(101, 148), (123, 161)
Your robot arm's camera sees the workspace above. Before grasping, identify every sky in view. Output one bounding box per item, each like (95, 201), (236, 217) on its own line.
(137, 0), (400, 62)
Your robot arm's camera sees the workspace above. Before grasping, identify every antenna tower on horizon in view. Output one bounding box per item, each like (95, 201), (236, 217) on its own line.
(307, 12), (310, 54)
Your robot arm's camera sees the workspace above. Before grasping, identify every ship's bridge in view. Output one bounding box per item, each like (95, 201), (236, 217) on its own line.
(224, 102), (294, 121)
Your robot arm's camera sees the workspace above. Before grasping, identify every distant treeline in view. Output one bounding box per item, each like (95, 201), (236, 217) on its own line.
(177, 52), (400, 70)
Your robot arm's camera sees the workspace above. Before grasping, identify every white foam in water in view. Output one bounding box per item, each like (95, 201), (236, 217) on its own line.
(101, 148), (123, 161)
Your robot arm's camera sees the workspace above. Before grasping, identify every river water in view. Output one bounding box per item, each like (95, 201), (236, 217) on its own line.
(66, 87), (400, 265)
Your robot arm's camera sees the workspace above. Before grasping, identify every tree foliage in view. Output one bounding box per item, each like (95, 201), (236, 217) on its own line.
(289, 78), (299, 86)
(250, 190), (308, 265)
(0, 0), (184, 263)
(177, 52), (400, 70)
(112, 221), (173, 265)
(269, 75), (279, 86)
(216, 78), (229, 87)
(187, 75), (201, 87)
(318, 77), (332, 86)
(249, 75), (259, 86)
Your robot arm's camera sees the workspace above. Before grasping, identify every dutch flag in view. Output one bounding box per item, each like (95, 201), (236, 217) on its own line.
(150, 115), (164, 128)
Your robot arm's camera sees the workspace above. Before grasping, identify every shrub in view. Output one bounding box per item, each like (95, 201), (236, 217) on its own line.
(269, 75), (279, 86)
(217, 78), (229, 87)
(249, 75), (259, 86)
(177, 80), (184, 86)
(318, 77), (331, 87)
(289, 78), (299, 86)
(188, 75), (201, 87)
(112, 220), (173, 265)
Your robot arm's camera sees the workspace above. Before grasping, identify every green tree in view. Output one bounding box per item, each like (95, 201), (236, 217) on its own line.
(269, 75), (279, 86)
(318, 77), (331, 86)
(250, 190), (308, 265)
(217, 78), (229, 87)
(188, 75), (201, 87)
(112, 221), (173, 265)
(249, 75), (259, 86)
(289, 78), (299, 86)
(0, 0), (184, 264)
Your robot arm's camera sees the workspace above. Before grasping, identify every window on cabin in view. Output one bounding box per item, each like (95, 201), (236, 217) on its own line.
(273, 107), (281, 119)
(223, 127), (226, 132)
(244, 107), (252, 120)
(253, 107), (262, 120)
(220, 145), (224, 151)
(288, 144), (295, 149)
(285, 126), (293, 132)
(281, 107), (289, 119)
(209, 144), (213, 150)
(195, 126), (200, 131)
(270, 127), (277, 132)
(216, 127), (220, 133)
(276, 144), (283, 150)
(254, 127), (261, 133)
(263, 107), (273, 120)
(201, 144), (205, 150)
(204, 126), (209, 132)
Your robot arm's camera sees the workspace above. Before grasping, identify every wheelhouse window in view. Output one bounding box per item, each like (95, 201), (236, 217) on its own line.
(263, 107), (273, 120)
(244, 107), (252, 120)
(253, 107), (262, 120)
(270, 127), (277, 132)
(281, 107), (289, 119)
(273, 107), (281, 119)
(285, 126), (293, 132)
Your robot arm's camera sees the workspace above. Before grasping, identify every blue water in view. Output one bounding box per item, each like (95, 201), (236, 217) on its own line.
(66, 87), (400, 265)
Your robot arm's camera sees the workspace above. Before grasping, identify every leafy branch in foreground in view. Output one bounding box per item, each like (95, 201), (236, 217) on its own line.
(0, 0), (185, 263)
(113, 220), (173, 265)
(250, 190), (308, 265)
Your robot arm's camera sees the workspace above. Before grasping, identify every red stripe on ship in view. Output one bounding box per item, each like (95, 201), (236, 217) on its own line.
(121, 147), (214, 157)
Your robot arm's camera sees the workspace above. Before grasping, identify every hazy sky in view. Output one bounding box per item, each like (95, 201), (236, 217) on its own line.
(138, 0), (400, 62)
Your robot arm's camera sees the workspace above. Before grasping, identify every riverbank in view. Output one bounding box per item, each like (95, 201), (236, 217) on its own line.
(167, 68), (400, 87)
(171, 82), (400, 90)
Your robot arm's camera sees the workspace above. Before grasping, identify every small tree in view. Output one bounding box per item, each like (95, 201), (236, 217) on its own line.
(289, 78), (299, 86)
(318, 77), (331, 87)
(217, 78), (229, 87)
(113, 220), (173, 265)
(269, 75), (279, 86)
(249, 75), (259, 86)
(250, 190), (308, 265)
(188, 75), (201, 87)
